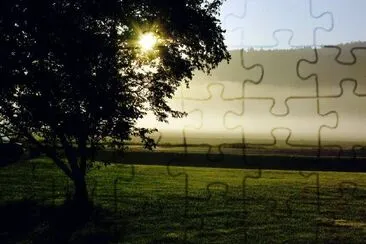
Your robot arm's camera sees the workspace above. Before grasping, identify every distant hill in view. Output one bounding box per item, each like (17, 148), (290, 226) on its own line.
(192, 41), (366, 82)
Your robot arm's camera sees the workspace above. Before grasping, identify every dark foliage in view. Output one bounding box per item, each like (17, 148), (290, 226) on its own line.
(0, 143), (24, 166)
(0, 0), (230, 204)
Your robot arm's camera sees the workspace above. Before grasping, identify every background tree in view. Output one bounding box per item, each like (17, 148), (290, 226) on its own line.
(0, 0), (230, 207)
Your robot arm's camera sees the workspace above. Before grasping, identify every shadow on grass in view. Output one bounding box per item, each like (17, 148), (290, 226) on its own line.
(97, 149), (366, 172)
(0, 199), (130, 244)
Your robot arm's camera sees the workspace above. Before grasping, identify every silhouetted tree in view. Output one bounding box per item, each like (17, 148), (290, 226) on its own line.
(0, 0), (230, 207)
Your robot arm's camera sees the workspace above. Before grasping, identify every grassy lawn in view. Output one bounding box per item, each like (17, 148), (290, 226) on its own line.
(0, 156), (365, 243)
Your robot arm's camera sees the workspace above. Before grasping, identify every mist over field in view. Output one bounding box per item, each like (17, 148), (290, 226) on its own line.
(136, 42), (366, 150)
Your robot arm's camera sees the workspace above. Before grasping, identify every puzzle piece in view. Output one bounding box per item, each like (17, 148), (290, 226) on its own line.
(223, 0), (333, 48)
(112, 165), (135, 214)
(144, 49), (262, 149)
(240, 169), (281, 241)
(195, 182), (230, 241)
(283, 170), (321, 242)
(225, 97), (337, 147)
(317, 179), (366, 241)
(297, 44), (366, 97)
(242, 48), (318, 114)
(181, 83), (245, 161)
(137, 49), (263, 164)
(319, 80), (366, 153)
(240, 127), (322, 238)
(179, 49), (263, 99)
(285, 172), (320, 213)
(311, 0), (366, 45)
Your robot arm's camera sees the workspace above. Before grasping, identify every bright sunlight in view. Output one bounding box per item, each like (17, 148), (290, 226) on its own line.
(138, 32), (158, 52)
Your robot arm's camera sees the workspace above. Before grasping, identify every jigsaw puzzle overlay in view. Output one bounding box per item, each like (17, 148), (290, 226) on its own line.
(140, 0), (366, 241)
(1, 0), (366, 243)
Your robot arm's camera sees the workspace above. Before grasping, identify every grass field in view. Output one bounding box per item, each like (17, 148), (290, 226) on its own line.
(0, 154), (366, 243)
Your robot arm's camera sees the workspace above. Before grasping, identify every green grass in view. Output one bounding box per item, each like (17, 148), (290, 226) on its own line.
(0, 157), (366, 243)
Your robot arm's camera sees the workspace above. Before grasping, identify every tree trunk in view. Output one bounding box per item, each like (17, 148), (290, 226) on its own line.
(72, 172), (89, 206)
(67, 172), (93, 224)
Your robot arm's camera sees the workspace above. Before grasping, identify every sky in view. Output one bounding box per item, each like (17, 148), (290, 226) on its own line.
(220, 0), (366, 50)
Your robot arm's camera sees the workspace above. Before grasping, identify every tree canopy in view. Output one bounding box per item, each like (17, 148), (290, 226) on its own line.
(0, 0), (230, 204)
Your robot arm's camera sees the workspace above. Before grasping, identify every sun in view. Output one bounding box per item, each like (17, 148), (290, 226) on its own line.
(138, 32), (158, 52)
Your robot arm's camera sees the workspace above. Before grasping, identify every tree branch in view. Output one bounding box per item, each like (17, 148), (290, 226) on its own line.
(57, 131), (79, 174)
(23, 130), (73, 179)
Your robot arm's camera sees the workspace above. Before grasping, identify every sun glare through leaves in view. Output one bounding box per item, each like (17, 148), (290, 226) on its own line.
(138, 32), (158, 52)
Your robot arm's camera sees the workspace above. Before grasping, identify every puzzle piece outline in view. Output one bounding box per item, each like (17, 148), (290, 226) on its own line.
(223, 0), (334, 48)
